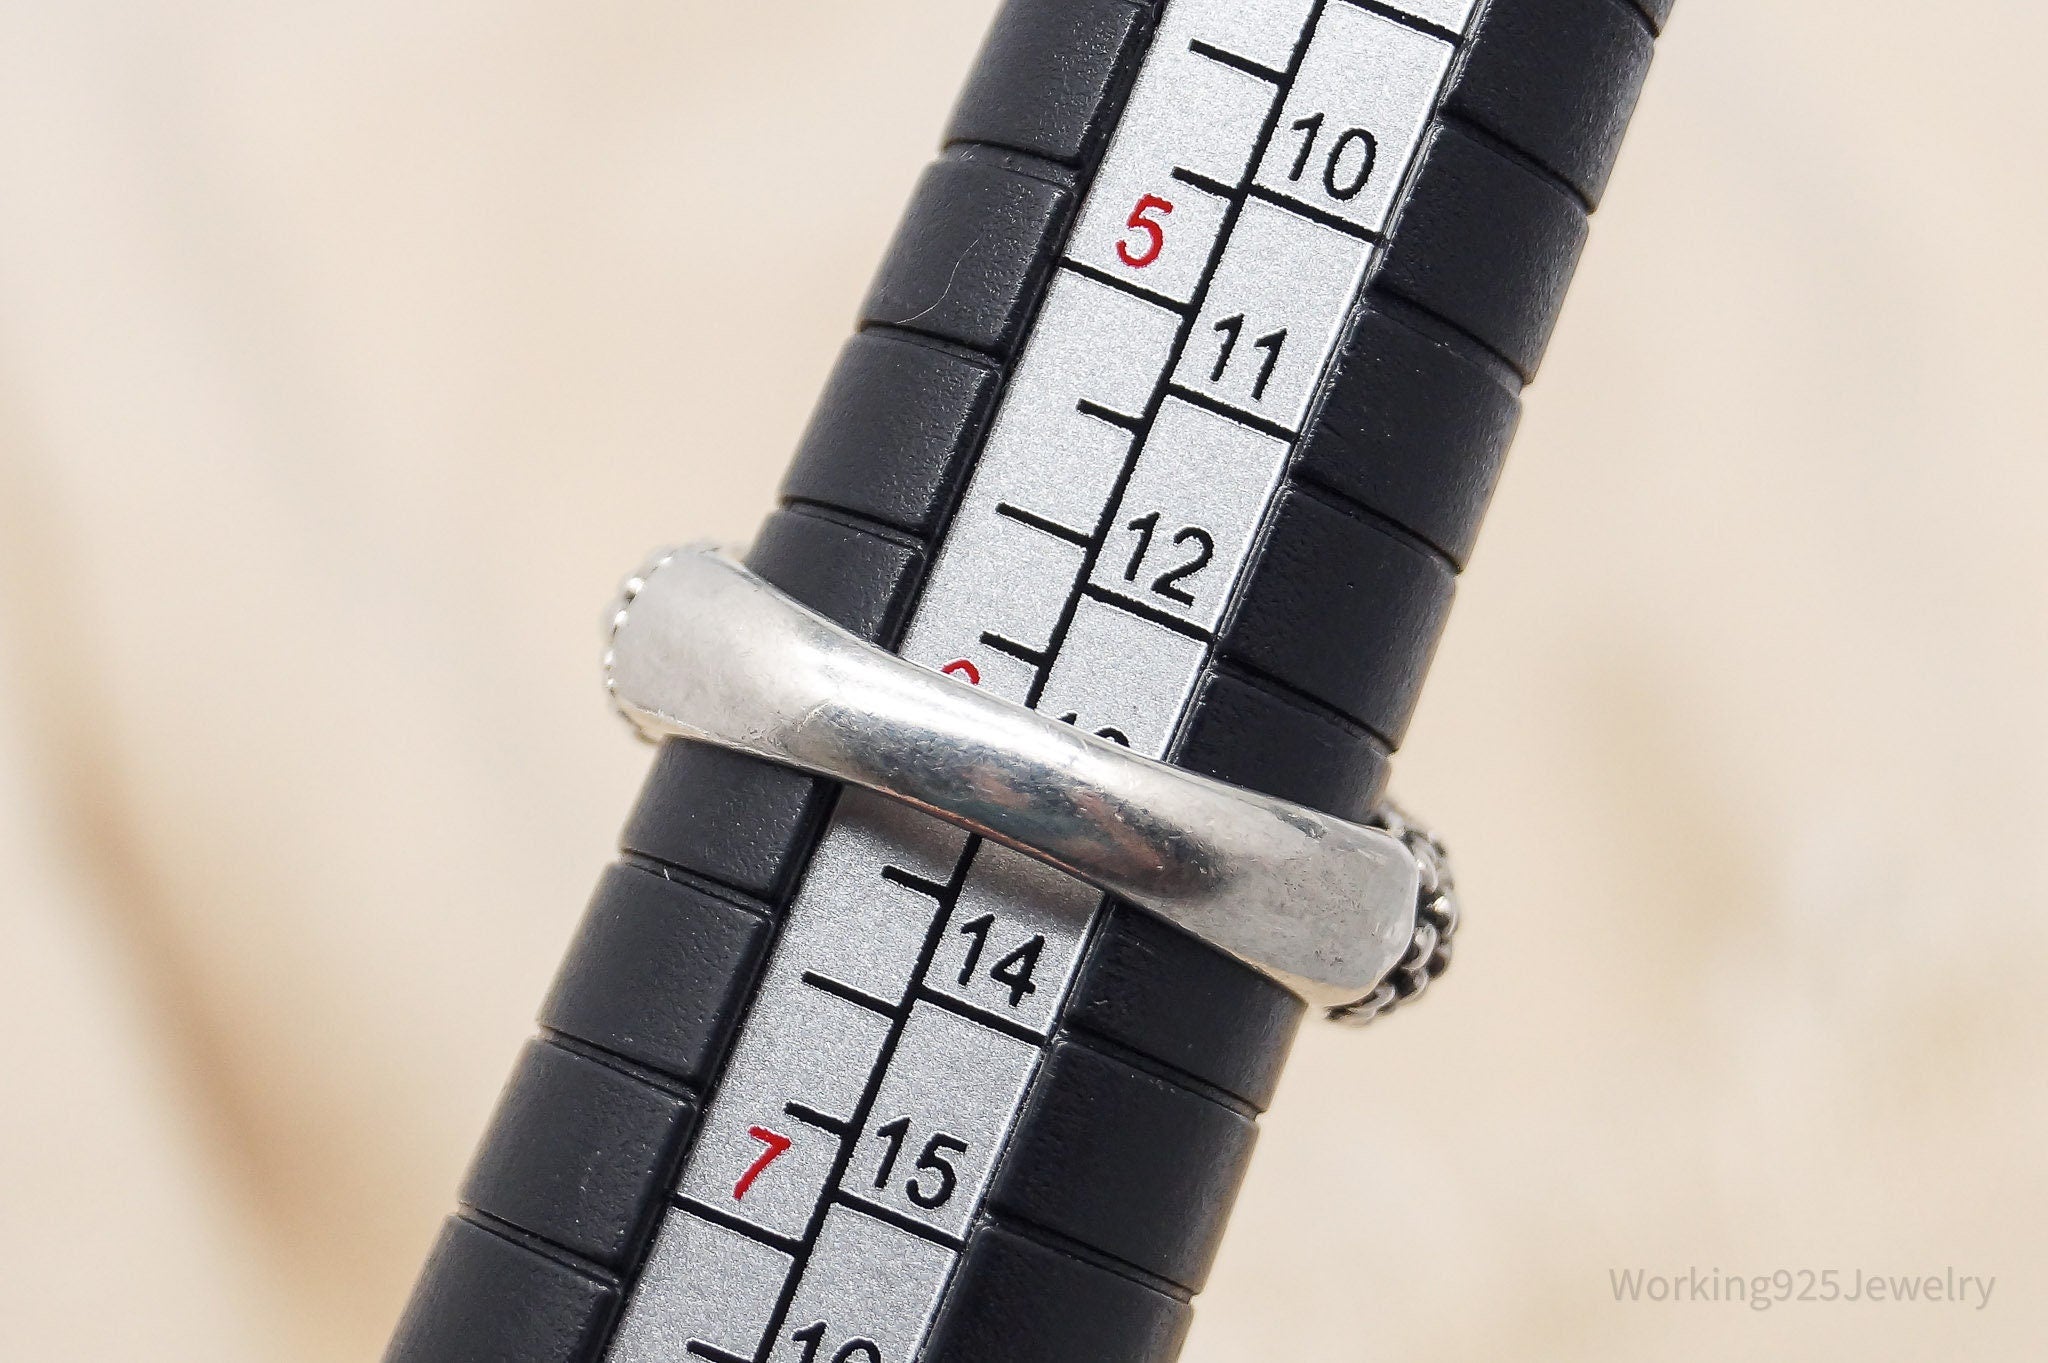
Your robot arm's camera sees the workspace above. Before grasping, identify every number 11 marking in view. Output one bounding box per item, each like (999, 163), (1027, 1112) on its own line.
(1211, 313), (1288, 401)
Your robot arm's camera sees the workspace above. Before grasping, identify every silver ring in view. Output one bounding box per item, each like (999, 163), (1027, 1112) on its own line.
(604, 545), (1423, 1013)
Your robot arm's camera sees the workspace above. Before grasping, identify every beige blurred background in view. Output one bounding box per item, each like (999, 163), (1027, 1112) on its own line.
(1, 2), (2042, 1359)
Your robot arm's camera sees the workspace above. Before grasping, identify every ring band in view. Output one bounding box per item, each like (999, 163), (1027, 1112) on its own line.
(603, 545), (1425, 1011)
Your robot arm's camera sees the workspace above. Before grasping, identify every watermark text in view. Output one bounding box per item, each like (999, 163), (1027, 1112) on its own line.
(1608, 1267), (1995, 1312)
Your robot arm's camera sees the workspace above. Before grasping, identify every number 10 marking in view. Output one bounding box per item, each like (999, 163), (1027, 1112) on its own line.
(1288, 112), (1378, 201)
(790, 1322), (882, 1363)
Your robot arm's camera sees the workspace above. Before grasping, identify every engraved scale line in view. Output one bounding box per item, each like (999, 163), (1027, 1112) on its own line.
(1163, 382), (1301, 442)
(669, 1196), (806, 1258)
(1077, 583), (1217, 644)
(1058, 258), (1192, 315)
(685, 1342), (752, 1363)
(831, 1192), (970, 1253)
(1186, 38), (1288, 84)
(1170, 165), (1241, 199)
(977, 631), (1046, 668)
(800, 971), (900, 1019)
(994, 500), (1093, 547)
(1243, 180), (1385, 242)
(912, 986), (1055, 1049)
(1074, 398), (1144, 431)
(783, 1101), (850, 1137)
(1342, 0), (1464, 45)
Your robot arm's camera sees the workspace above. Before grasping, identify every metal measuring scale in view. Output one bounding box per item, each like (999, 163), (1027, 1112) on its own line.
(386, 2), (1669, 1359)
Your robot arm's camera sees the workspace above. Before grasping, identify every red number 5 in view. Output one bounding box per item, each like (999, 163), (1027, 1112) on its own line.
(1117, 194), (1174, 269)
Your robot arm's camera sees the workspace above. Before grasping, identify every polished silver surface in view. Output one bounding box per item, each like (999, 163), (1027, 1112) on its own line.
(1326, 805), (1461, 1026)
(608, 546), (1421, 1008)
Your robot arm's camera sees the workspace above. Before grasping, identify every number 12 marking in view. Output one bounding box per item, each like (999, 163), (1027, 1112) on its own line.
(1123, 511), (1216, 607)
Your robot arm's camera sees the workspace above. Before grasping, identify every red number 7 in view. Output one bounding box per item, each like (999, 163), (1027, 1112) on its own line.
(734, 1125), (792, 1200)
(1117, 194), (1174, 269)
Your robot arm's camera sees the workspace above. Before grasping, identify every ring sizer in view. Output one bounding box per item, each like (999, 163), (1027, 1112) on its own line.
(605, 544), (1422, 1012)
(385, 1), (1669, 1358)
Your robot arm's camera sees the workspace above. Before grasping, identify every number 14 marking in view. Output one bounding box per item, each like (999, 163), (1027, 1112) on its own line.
(955, 913), (1044, 1007)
